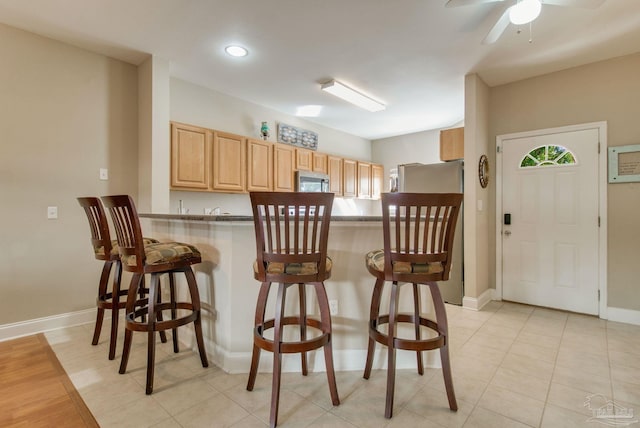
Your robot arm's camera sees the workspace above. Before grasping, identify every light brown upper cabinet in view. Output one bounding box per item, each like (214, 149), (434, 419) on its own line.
(170, 122), (211, 190)
(328, 156), (343, 196)
(212, 131), (246, 193)
(312, 152), (328, 174)
(274, 143), (295, 192)
(440, 127), (464, 161)
(295, 148), (312, 171)
(343, 159), (357, 198)
(247, 139), (273, 192)
(357, 161), (372, 199)
(371, 164), (384, 200)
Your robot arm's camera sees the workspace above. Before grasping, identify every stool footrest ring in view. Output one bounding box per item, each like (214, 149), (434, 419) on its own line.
(125, 302), (198, 332)
(254, 316), (330, 353)
(369, 314), (445, 351)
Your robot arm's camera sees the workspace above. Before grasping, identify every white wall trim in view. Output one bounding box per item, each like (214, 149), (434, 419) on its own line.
(462, 288), (494, 311)
(606, 307), (640, 326)
(0, 309), (95, 342)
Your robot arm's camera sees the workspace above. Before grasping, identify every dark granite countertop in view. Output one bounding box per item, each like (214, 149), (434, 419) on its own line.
(139, 213), (382, 222)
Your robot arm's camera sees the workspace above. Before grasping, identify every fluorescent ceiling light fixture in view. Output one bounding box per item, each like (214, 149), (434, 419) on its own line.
(321, 80), (385, 112)
(509, 0), (542, 25)
(296, 105), (323, 117)
(225, 45), (248, 57)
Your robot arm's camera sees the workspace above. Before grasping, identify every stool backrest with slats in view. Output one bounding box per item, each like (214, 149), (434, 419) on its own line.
(381, 192), (463, 282)
(101, 195), (146, 272)
(250, 191), (334, 282)
(77, 196), (114, 261)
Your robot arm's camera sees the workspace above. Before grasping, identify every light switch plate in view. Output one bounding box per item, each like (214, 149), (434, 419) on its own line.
(99, 168), (108, 180)
(47, 206), (58, 219)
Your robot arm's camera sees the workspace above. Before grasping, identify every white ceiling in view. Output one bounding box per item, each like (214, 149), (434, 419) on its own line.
(1, 0), (639, 139)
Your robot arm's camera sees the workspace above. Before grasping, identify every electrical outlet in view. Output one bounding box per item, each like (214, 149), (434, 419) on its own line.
(47, 206), (58, 219)
(99, 168), (109, 180)
(329, 299), (338, 316)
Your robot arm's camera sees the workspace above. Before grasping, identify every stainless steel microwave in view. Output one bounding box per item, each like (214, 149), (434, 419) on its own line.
(295, 171), (330, 192)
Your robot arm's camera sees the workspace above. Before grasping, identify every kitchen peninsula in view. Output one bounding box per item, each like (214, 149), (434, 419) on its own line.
(138, 213), (443, 375)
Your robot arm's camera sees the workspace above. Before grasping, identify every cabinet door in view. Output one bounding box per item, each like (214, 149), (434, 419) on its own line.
(440, 127), (464, 161)
(296, 148), (312, 171)
(343, 159), (357, 198)
(213, 131), (246, 192)
(171, 122), (211, 190)
(312, 152), (328, 174)
(247, 139), (273, 191)
(328, 156), (343, 196)
(274, 144), (295, 192)
(357, 161), (372, 199)
(371, 164), (384, 200)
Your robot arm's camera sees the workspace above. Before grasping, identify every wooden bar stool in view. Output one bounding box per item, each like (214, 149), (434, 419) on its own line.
(101, 195), (208, 394)
(363, 192), (463, 418)
(246, 192), (340, 428)
(77, 197), (160, 360)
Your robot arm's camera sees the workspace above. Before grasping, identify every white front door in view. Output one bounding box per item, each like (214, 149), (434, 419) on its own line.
(499, 128), (600, 314)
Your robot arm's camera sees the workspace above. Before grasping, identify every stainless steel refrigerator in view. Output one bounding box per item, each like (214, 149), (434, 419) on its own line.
(397, 160), (464, 305)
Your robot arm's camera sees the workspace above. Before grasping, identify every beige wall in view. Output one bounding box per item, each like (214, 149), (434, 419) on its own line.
(464, 74), (491, 303)
(0, 24), (139, 324)
(489, 52), (640, 311)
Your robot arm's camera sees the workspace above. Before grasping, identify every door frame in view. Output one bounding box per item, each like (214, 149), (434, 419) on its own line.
(495, 122), (608, 317)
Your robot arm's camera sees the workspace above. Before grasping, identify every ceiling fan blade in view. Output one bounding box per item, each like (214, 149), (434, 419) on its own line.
(445, 0), (504, 7)
(482, 5), (511, 44)
(542, 0), (605, 8)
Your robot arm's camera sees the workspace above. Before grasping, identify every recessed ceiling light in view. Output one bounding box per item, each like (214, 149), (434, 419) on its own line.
(225, 45), (248, 57)
(296, 105), (323, 117)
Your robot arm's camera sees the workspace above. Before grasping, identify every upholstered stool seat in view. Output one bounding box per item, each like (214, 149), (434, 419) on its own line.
(363, 193), (463, 419)
(246, 192), (339, 428)
(102, 195), (208, 395)
(366, 249), (443, 275)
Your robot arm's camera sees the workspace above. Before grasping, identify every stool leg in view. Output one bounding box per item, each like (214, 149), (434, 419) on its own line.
(169, 272), (179, 353)
(184, 267), (208, 367)
(298, 283), (308, 376)
(412, 283), (424, 375)
(428, 281), (457, 411)
(120, 273), (143, 375)
(92, 260), (113, 346)
(270, 283), (287, 428)
(364, 278), (384, 379)
(145, 273), (159, 394)
(314, 282), (340, 406)
(155, 276), (168, 344)
(108, 261), (123, 360)
(247, 281), (271, 391)
(385, 281), (400, 419)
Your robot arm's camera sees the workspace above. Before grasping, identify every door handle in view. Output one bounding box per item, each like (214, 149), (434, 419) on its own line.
(504, 230), (512, 236)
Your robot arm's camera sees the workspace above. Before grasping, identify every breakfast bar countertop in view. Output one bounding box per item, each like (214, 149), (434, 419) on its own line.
(139, 213), (383, 222)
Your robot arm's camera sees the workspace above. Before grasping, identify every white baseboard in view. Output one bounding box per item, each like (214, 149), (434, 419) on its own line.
(0, 309), (95, 342)
(606, 307), (640, 326)
(462, 288), (494, 311)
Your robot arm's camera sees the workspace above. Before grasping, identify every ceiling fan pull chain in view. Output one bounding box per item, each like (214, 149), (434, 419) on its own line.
(529, 21), (533, 43)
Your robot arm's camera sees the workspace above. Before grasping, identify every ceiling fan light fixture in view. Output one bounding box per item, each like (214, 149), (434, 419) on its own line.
(509, 0), (542, 25)
(321, 80), (385, 112)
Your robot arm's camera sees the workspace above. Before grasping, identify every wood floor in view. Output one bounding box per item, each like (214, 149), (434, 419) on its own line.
(0, 334), (98, 428)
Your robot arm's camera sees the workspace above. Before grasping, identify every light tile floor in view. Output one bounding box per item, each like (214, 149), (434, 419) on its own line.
(45, 301), (640, 427)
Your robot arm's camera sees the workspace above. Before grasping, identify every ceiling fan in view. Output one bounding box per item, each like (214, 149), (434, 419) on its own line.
(446, 0), (605, 44)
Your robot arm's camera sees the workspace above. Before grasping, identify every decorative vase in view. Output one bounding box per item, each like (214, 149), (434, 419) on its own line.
(260, 122), (270, 140)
